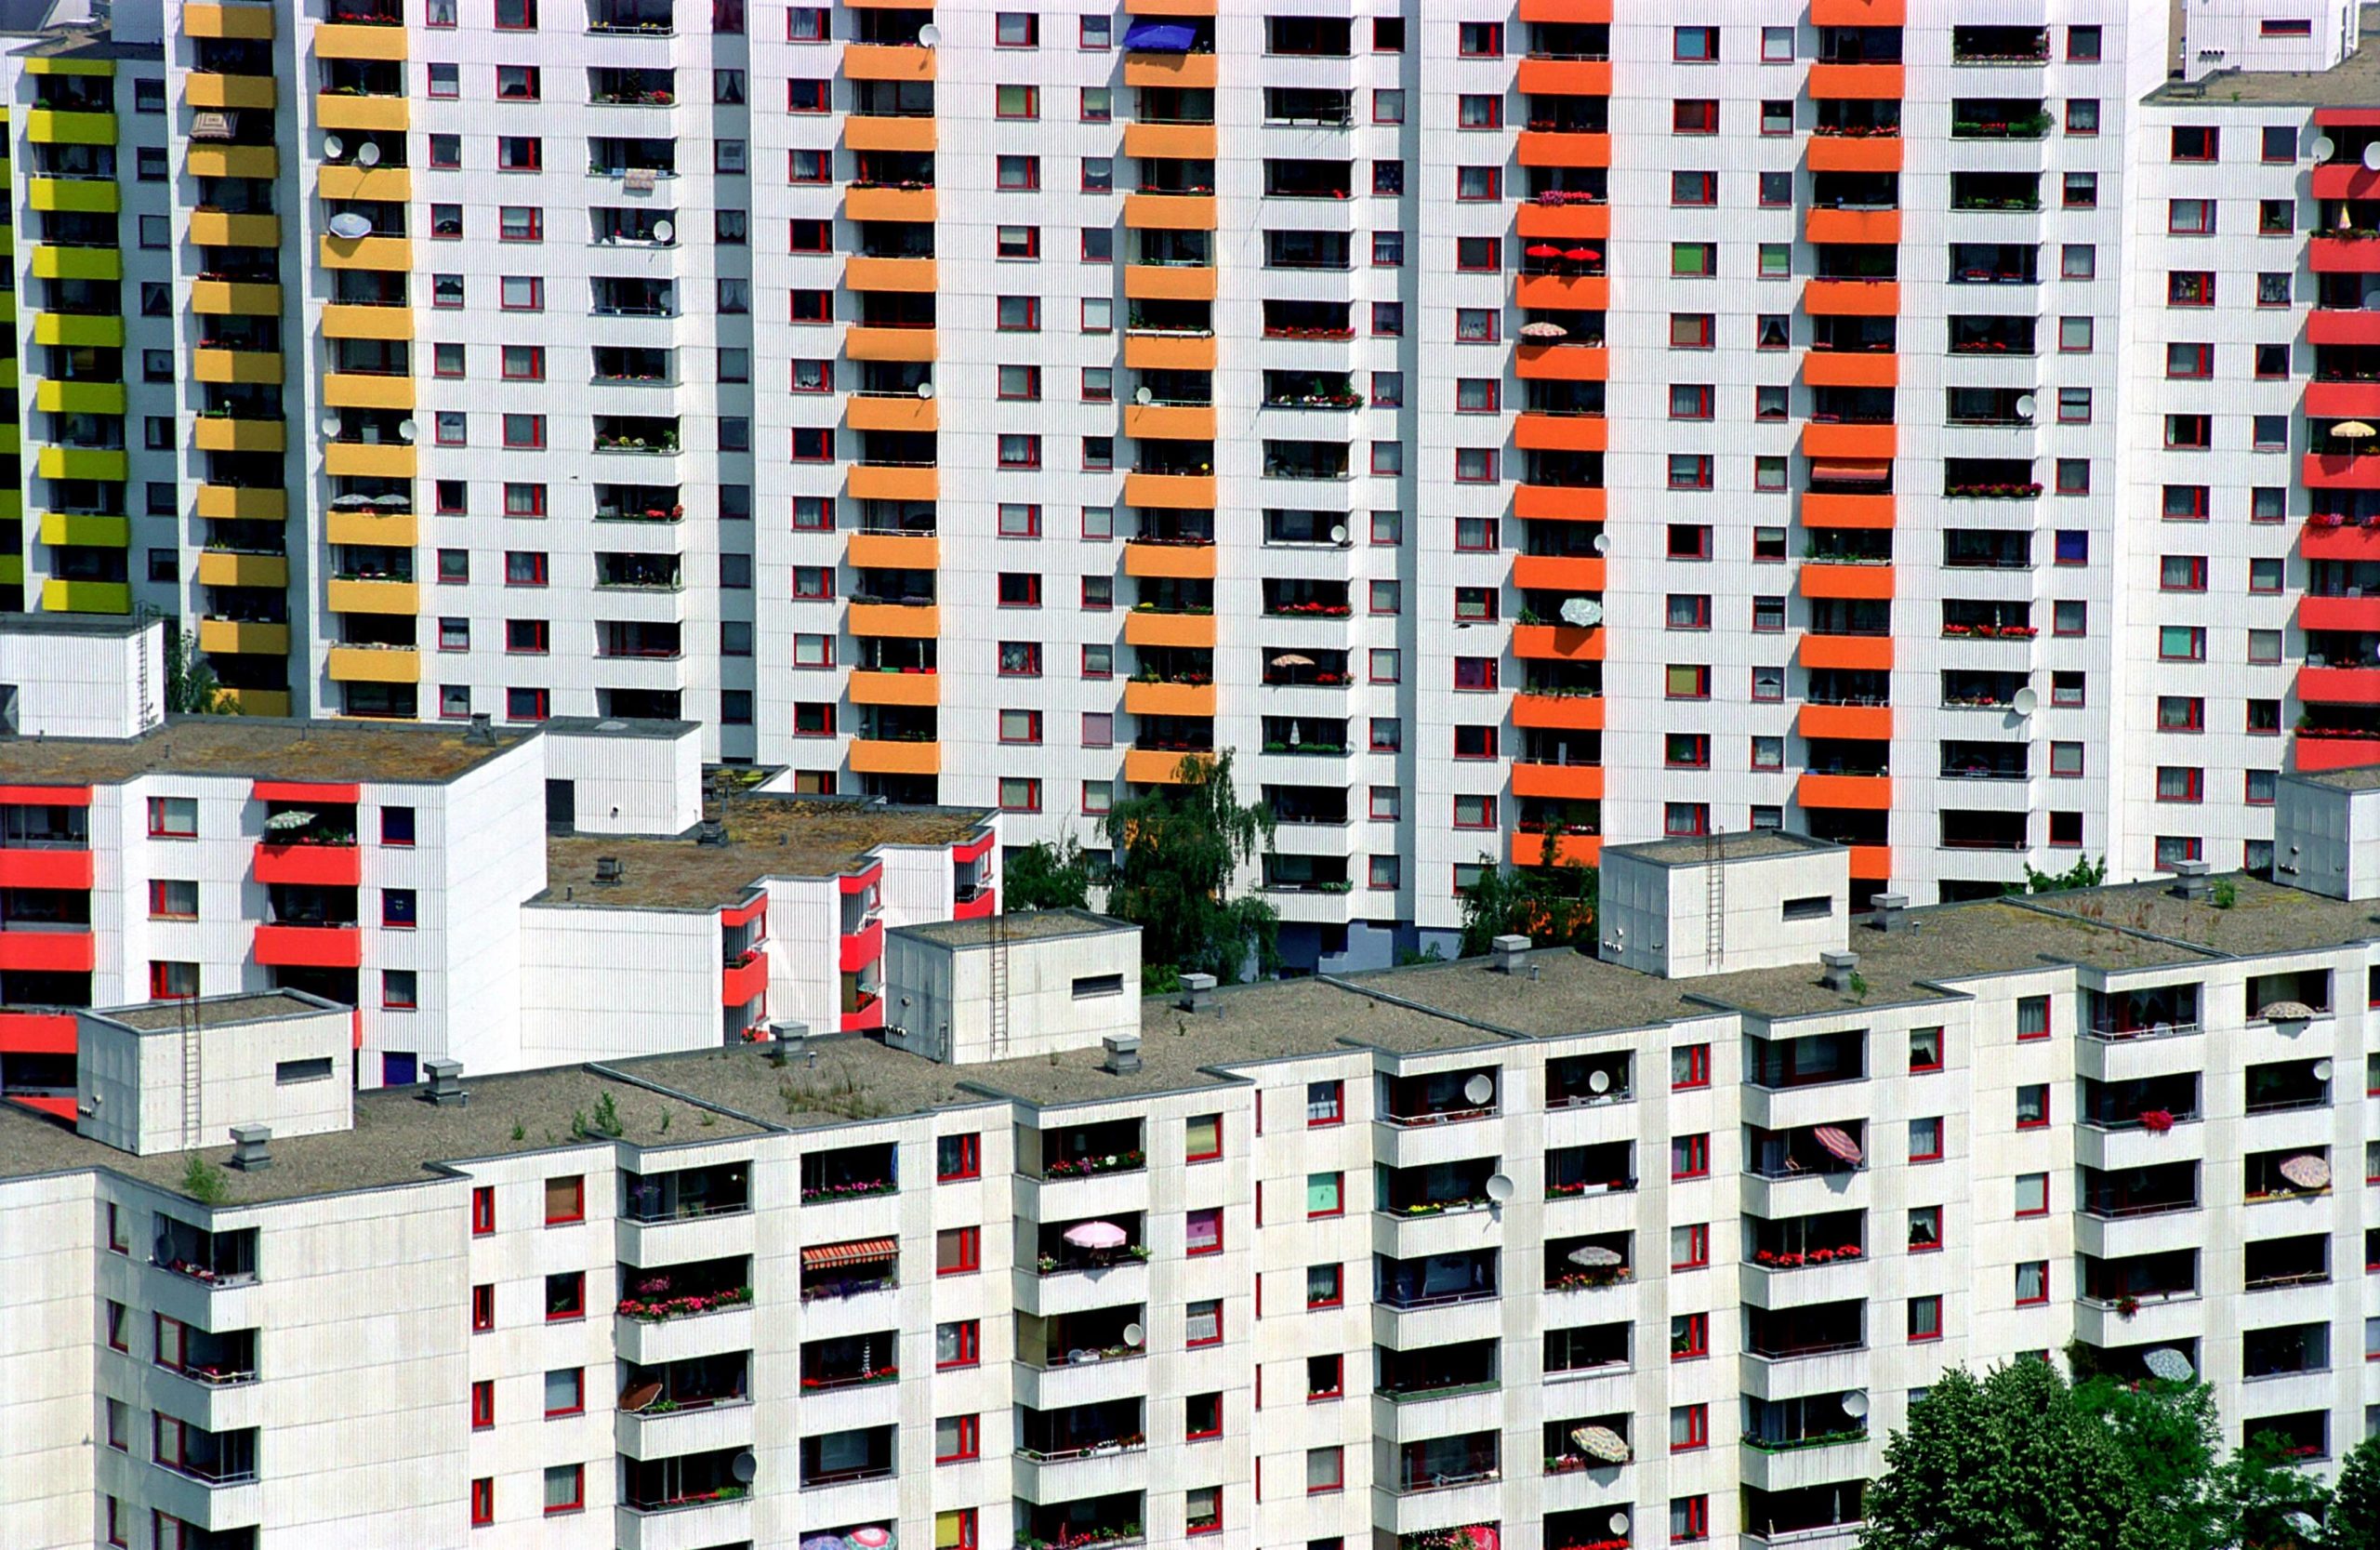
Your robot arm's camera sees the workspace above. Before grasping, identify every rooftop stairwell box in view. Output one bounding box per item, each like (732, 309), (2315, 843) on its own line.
(1596, 831), (1853, 979)
(880, 908), (1143, 1066)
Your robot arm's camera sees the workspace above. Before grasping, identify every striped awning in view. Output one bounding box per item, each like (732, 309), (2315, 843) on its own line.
(1810, 460), (1891, 484)
(802, 1238), (897, 1269)
(190, 110), (233, 139)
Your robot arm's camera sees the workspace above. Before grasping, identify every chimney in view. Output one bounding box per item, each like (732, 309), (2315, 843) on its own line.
(424, 1059), (469, 1106)
(1102, 1034), (1142, 1075)
(2169, 860), (2211, 902)
(767, 1021), (809, 1064)
(1870, 893), (1910, 934)
(1177, 972), (1217, 1013)
(1819, 950), (1859, 993)
(696, 819), (727, 846)
(468, 712), (495, 745)
(1490, 934), (1532, 974)
(228, 1124), (271, 1172)
(593, 856), (624, 885)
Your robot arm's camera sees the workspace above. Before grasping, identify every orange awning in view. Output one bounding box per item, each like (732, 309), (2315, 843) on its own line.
(1810, 460), (1891, 484)
(802, 1238), (898, 1269)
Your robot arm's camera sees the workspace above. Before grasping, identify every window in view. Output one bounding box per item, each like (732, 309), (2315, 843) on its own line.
(2067, 98), (2098, 134)
(543, 1174), (584, 1225)
(1187, 1207), (1224, 1254)
(1909, 1295), (1943, 1342)
(1186, 1487), (1223, 1537)
(935, 1413), (981, 1464)
(148, 879), (197, 920)
(544, 1367), (583, 1417)
(2015, 1260), (2049, 1305)
(1307, 1080), (1343, 1126)
(2170, 198), (2215, 235)
(1672, 242), (1717, 278)
(1671, 313), (1713, 350)
(2160, 626), (2205, 661)
(2159, 766), (2205, 804)
(936, 1225), (981, 1276)
(2068, 24), (2101, 60)
(1909, 1027), (1944, 1073)
(1672, 1402), (1710, 1452)
(2015, 1172), (2049, 1217)
(469, 1379), (494, 1429)
(1187, 1114), (1223, 1162)
(470, 1186), (495, 1236)
(470, 1479), (494, 1527)
(1674, 99), (1718, 134)
(1305, 1171), (1344, 1219)
(471, 1283), (496, 1331)
(545, 1271), (584, 1321)
(2016, 1083), (2050, 1128)
(1306, 1446), (1343, 1493)
(1673, 1043), (1712, 1090)
(1672, 1312), (1708, 1360)
(936, 1319), (980, 1369)
(998, 779), (1041, 815)
(996, 84), (1038, 120)
(543, 1464), (582, 1517)
(148, 796), (197, 838)
(1666, 665), (1712, 700)
(1671, 1224), (1711, 1272)
(997, 295), (1039, 331)
(1458, 20), (1501, 56)
(1671, 1133), (1711, 1179)
(1186, 1298), (1222, 1346)
(1908, 1205), (1943, 1252)
(2264, 125), (2296, 162)
(996, 11), (1037, 46)
(1306, 1263), (1342, 1308)
(937, 1133), (981, 1182)
(1909, 1116), (1944, 1162)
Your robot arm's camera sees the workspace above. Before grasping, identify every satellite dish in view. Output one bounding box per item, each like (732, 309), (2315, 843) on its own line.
(2313, 136), (2336, 161)
(2313, 1059), (2334, 1081)
(1484, 1173), (1514, 1203)
(2365, 143), (2380, 173)
(323, 135), (345, 160)
(327, 212), (374, 240)
(356, 141), (380, 166)
(2011, 687), (2039, 715)
(1328, 524), (1348, 545)
(1559, 597), (1604, 629)
(1587, 1068), (1610, 1093)
(730, 1451), (757, 1485)
(395, 419), (417, 443)
(1592, 533), (1610, 554)
(918, 22), (941, 46)
(2013, 394), (2036, 418)
(319, 414), (341, 436)
(1135, 385), (1154, 405)
(1841, 1390), (1870, 1419)
(1462, 1073), (1494, 1106)
(1121, 1322), (1144, 1346)
(917, 381), (935, 401)
(1608, 1514), (1631, 1538)
(653, 219), (674, 244)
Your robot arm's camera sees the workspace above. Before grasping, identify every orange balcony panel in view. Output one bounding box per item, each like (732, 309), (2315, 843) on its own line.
(2305, 453), (2380, 490)
(844, 256), (938, 294)
(254, 841), (363, 887)
(847, 464), (937, 502)
(842, 186), (936, 223)
(1513, 624), (1606, 662)
(1515, 344), (1608, 383)
(1127, 0), (1217, 12)
(1124, 680), (1218, 718)
(1516, 131), (1611, 168)
(1812, 0), (1904, 22)
(1124, 611), (1218, 649)
(1799, 563), (1896, 601)
(2309, 236), (2380, 274)
(843, 114), (937, 153)
(1518, 0), (1613, 20)
(1515, 202), (1610, 242)
(1801, 492), (1896, 529)
(849, 739), (941, 776)
(2301, 594), (2380, 631)
(1515, 58), (1612, 98)
(1807, 136), (1904, 174)
(844, 326), (937, 364)
(1797, 773), (1893, 812)
(1124, 192), (1219, 231)
(1847, 844), (1893, 879)
(846, 532), (938, 569)
(0, 930), (93, 973)
(1511, 831), (1602, 868)
(1122, 51), (1218, 89)
(1124, 748), (1212, 784)
(1514, 484), (1607, 523)
(2305, 522), (2380, 561)
(1804, 280), (1899, 316)
(2295, 734), (2380, 773)
(845, 395), (937, 433)
(1124, 472), (1216, 508)
(1514, 413), (1606, 454)
(847, 602), (940, 639)
(1798, 634), (1895, 672)
(1803, 351), (1898, 389)
(2305, 381), (2380, 419)
(842, 43), (933, 81)
(1124, 263), (1218, 301)
(2309, 310), (2380, 347)
(1124, 333), (1218, 371)
(1807, 62), (1904, 99)
(1512, 554), (1606, 592)
(1797, 703), (1894, 742)
(850, 670), (941, 708)
(1123, 540), (1218, 579)
(1514, 272), (1608, 311)
(1124, 122), (1219, 160)
(1805, 207), (1902, 245)
(721, 952), (771, 1007)
(1513, 762), (1605, 801)
(1803, 422), (1897, 460)
(252, 923), (362, 970)
(1124, 404), (1217, 440)
(2300, 665), (2380, 705)
(1513, 693), (1605, 732)
(0, 848), (92, 889)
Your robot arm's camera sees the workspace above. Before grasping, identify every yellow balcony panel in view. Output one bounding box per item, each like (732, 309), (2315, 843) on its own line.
(33, 379), (125, 415)
(1123, 471), (1216, 508)
(318, 234), (412, 271)
(37, 511), (126, 548)
(188, 73), (277, 111)
(328, 644), (420, 683)
(1124, 748), (1211, 785)
(24, 111), (115, 144)
(194, 348), (284, 385)
(198, 618), (288, 656)
(184, 3), (276, 38)
(1123, 540), (1218, 579)
(319, 303), (414, 340)
(326, 577), (418, 616)
(847, 602), (940, 639)
(843, 115), (936, 153)
(847, 463), (939, 503)
(1123, 610), (1217, 649)
(315, 164), (411, 202)
(1124, 404), (1216, 440)
(1124, 192), (1219, 231)
(187, 143), (278, 179)
(323, 441), (414, 478)
(194, 417), (285, 453)
(1124, 263), (1217, 301)
(842, 43), (934, 80)
(849, 737), (940, 776)
(324, 510), (416, 548)
(1123, 680), (1217, 718)
(315, 92), (408, 132)
(849, 670), (940, 708)
(190, 211), (280, 248)
(29, 178), (119, 213)
(190, 279), (281, 314)
(845, 326), (937, 364)
(27, 57), (114, 76)
(40, 579), (129, 614)
(196, 484), (286, 521)
(846, 394), (936, 433)
(1123, 122), (1218, 160)
(842, 186), (935, 223)
(844, 256), (938, 294)
(323, 372), (414, 410)
(217, 687), (290, 717)
(1123, 51), (1219, 88)
(36, 446), (127, 482)
(846, 532), (938, 569)
(315, 22), (408, 60)
(33, 312), (122, 348)
(196, 550), (289, 590)
(1123, 333), (1218, 371)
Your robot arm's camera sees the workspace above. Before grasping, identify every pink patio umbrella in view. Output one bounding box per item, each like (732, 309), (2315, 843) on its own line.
(1062, 1221), (1129, 1250)
(1813, 1126), (1864, 1165)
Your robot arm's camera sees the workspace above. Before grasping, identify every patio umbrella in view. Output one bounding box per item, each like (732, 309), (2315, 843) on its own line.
(373, 493), (412, 509)
(1567, 1244), (1622, 1267)
(802, 1536), (843, 1550)
(2258, 1000), (2315, 1023)
(847, 1529), (894, 1550)
(2142, 1347), (2194, 1382)
(1571, 1424), (1631, 1464)
(1519, 322), (1568, 340)
(1564, 247), (1601, 261)
(332, 494), (372, 509)
(1270, 654), (1315, 668)
(1063, 1220), (1128, 1250)
(618, 1380), (663, 1412)
(1465, 1528), (1499, 1550)
(1525, 244), (1562, 258)
(2278, 1154), (2331, 1189)
(1121, 20), (1197, 49)
(2335, 421), (2376, 439)
(1814, 1125), (1863, 1165)
(265, 810), (317, 831)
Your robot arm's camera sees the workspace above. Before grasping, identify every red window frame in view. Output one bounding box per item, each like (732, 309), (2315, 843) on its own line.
(542, 1464), (582, 1517)
(1305, 1263), (1343, 1309)
(544, 1271), (584, 1322)
(1672, 1043), (1712, 1090)
(935, 1413), (982, 1464)
(1187, 1206), (1225, 1253)
(470, 1186), (495, 1236)
(1910, 1117), (1944, 1162)
(1186, 1114), (1223, 1162)
(470, 1478), (494, 1528)
(545, 1175), (584, 1225)
(937, 1225), (981, 1277)
(1307, 1080), (1343, 1127)
(2015, 1172), (2050, 1219)
(1186, 1298), (1223, 1347)
(545, 1368), (583, 1417)
(1671, 1223), (1711, 1272)
(2015, 1261), (2050, 1305)
(1909, 1028), (1944, 1073)
(1671, 1133), (1711, 1180)
(937, 1133), (981, 1182)
(936, 1319), (980, 1370)
(1672, 1312), (1708, 1360)
(1909, 1295), (1943, 1343)
(2016, 1084), (2050, 1130)
(2016, 996), (2051, 1041)
(471, 1283), (495, 1331)
(470, 1380), (495, 1430)
(1672, 1402), (1709, 1451)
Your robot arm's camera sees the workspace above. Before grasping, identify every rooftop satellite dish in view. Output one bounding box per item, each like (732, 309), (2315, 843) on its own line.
(1328, 523), (1349, 545)
(319, 414), (341, 436)
(1559, 597), (1604, 629)
(326, 212), (373, 240)
(1484, 1173), (1514, 1203)
(2011, 687), (2039, 715)
(1587, 1067), (1610, 1093)
(1841, 1390), (1870, 1419)
(2013, 393), (2036, 418)
(730, 1451), (757, 1485)
(1121, 1321), (1144, 1346)
(1135, 385), (1154, 405)
(1592, 532), (1609, 553)
(323, 134), (345, 160)
(653, 219), (674, 244)
(2314, 136), (2337, 161)
(2313, 1058), (2334, 1081)
(917, 380), (935, 400)
(917, 21), (941, 46)
(395, 418), (417, 443)
(1462, 1073), (1494, 1106)
(356, 141), (380, 166)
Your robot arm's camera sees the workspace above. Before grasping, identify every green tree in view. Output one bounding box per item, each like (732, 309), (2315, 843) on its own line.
(2013, 853), (2107, 894)
(2073, 1375), (2226, 1550)
(1003, 837), (1091, 912)
(2225, 1430), (2327, 1550)
(1860, 1360), (2152, 1550)
(2325, 1435), (2380, 1550)
(1097, 750), (1276, 986)
(1454, 832), (1597, 958)
(161, 617), (231, 715)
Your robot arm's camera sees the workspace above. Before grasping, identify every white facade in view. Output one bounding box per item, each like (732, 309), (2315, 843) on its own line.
(73, 990), (352, 1156)
(0, 614), (164, 737)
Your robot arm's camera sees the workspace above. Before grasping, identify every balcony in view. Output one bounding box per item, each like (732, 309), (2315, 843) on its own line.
(1377, 1249), (1499, 1311)
(1393, 1432), (1501, 1495)
(619, 1256), (753, 1323)
(623, 1447), (749, 1518)
(1030, 1118), (1145, 1181)
(153, 1219), (258, 1291)
(1380, 1158), (1502, 1219)
(1018, 1398), (1145, 1464)
(624, 1162), (749, 1225)
(800, 1140), (896, 1205)
(800, 1239), (898, 1303)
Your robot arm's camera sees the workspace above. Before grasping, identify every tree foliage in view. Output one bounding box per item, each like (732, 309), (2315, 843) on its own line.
(1455, 833), (1597, 958)
(1096, 750), (1276, 985)
(2014, 853), (2108, 894)
(1004, 837), (1091, 912)
(2072, 1374), (2226, 1550)
(162, 618), (231, 715)
(2326, 1436), (2380, 1550)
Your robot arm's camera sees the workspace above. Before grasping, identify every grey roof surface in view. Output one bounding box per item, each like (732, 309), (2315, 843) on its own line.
(2147, 5), (2380, 103)
(2294, 762), (2380, 792)
(1608, 831), (1840, 867)
(0, 718), (531, 786)
(896, 908), (1133, 947)
(0, 610), (152, 636)
(103, 991), (332, 1033)
(536, 799), (990, 909)
(541, 716), (698, 741)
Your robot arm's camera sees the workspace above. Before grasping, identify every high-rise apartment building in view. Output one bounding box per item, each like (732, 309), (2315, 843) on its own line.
(3, 0), (2379, 965)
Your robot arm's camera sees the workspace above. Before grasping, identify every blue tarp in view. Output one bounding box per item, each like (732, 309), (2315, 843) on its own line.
(1122, 20), (1197, 50)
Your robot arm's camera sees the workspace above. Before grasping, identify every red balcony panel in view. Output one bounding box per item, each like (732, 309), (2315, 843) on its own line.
(1847, 844), (1892, 879)
(2305, 452), (2380, 489)
(0, 1009), (78, 1054)
(2313, 165), (2380, 200)
(1798, 634), (1894, 671)
(252, 923), (363, 969)
(251, 780), (363, 803)
(2310, 310), (2380, 347)
(1801, 493), (1896, 529)
(721, 892), (768, 930)
(1799, 563), (1897, 601)
(1797, 773), (1892, 811)
(1514, 272), (1608, 311)
(1515, 131), (1610, 169)
(840, 862), (883, 896)
(0, 931), (95, 973)
(1812, 0), (1904, 23)
(2309, 235), (2380, 274)
(1511, 831), (1601, 868)
(2301, 595), (2380, 632)
(253, 841), (362, 887)
(1513, 762), (1605, 801)
(1514, 693), (1605, 732)
(1514, 413), (1607, 454)
(2294, 735), (2380, 773)
(721, 950), (770, 1008)
(2304, 521), (2380, 560)
(2298, 665), (2380, 705)
(1517, 0), (1612, 20)
(953, 829), (996, 865)
(1515, 202), (1609, 242)
(842, 994), (885, 1034)
(2306, 381), (2380, 419)
(0, 786), (91, 806)
(1803, 279), (1899, 316)
(0, 848), (93, 889)
(1514, 343), (1609, 383)
(2315, 109), (2380, 126)
(840, 918), (885, 974)
(1803, 351), (1897, 389)
(954, 888), (998, 921)
(1515, 58), (1611, 98)
(1807, 62), (1903, 99)
(1803, 421), (1897, 460)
